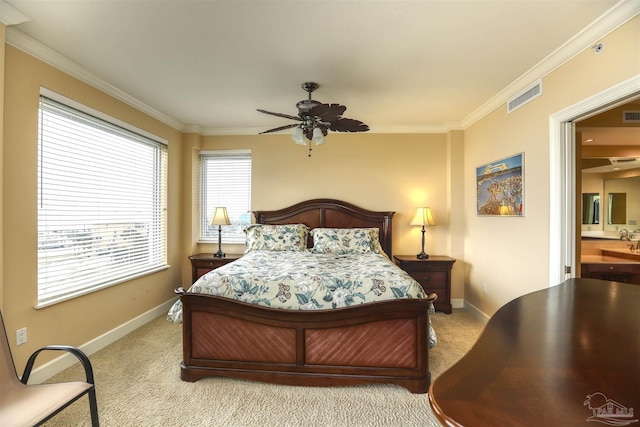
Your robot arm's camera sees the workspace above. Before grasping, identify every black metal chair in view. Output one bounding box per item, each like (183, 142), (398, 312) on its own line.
(0, 310), (99, 426)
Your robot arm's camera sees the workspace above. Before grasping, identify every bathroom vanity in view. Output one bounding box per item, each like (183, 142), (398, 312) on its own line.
(581, 257), (640, 284)
(580, 239), (640, 285)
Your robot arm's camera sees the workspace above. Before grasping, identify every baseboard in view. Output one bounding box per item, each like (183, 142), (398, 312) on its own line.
(461, 300), (491, 324)
(451, 298), (464, 309)
(29, 298), (178, 384)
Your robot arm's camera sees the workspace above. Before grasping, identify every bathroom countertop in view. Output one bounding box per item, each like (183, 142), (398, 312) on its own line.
(581, 253), (640, 263)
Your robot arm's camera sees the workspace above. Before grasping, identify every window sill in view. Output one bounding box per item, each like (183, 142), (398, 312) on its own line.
(35, 264), (170, 309)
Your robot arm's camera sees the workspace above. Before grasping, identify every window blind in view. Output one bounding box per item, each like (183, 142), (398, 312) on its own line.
(199, 151), (252, 243)
(37, 95), (168, 307)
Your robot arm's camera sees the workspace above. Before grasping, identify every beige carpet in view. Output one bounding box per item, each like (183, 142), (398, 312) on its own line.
(43, 309), (485, 427)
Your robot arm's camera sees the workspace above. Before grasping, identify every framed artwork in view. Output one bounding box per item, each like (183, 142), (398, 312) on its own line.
(476, 153), (524, 216)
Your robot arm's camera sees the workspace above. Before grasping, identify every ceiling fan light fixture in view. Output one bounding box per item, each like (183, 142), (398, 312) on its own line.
(312, 127), (326, 145)
(259, 82), (368, 156)
(291, 127), (306, 145)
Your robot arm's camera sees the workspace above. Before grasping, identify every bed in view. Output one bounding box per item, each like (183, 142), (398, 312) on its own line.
(171, 199), (436, 393)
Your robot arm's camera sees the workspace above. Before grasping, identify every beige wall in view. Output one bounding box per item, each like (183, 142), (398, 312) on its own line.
(0, 23), (5, 311)
(464, 16), (640, 315)
(3, 46), (184, 367)
(181, 132), (463, 287)
(446, 130), (466, 304)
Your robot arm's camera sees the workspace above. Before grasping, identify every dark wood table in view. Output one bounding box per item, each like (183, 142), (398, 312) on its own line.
(429, 278), (640, 427)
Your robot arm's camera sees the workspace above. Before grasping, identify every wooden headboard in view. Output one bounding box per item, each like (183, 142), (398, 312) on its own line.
(253, 199), (395, 258)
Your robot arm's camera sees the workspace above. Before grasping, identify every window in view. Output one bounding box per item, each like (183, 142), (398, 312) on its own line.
(199, 151), (252, 243)
(37, 91), (168, 307)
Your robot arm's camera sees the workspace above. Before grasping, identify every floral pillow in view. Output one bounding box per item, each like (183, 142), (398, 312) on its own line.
(311, 228), (383, 254)
(244, 224), (309, 253)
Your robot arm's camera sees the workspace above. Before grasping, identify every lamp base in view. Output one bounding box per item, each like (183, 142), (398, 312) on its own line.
(416, 227), (429, 259)
(214, 225), (225, 257)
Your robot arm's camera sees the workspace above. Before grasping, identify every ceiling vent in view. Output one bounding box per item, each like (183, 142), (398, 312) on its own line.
(611, 157), (638, 164)
(582, 157), (640, 172)
(623, 110), (640, 123)
(507, 80), (542, 114)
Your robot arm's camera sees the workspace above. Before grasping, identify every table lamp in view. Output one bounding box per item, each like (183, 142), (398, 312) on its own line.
(210, 207), (231, 258)
(410, 207), (435, 259)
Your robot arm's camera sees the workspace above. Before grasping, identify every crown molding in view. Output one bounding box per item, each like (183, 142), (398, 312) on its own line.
(0, 0), (30, 25)
(461, 0), (640, 129)
(182, 124), (204, 135)
(6, 27), (186, 132)
(368, 123), (465, 133)
(202, 123), (463, 136)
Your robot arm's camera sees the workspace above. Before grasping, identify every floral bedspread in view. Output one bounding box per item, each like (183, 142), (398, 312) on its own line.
(167, 250), (437, 347)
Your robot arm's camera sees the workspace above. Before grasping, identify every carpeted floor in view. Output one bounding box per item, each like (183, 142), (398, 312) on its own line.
(43, 309), (485, 426)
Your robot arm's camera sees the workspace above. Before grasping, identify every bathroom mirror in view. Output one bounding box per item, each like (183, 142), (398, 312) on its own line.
(582, 167), (640, 231)
(582, 193), (600, 224)
(601, 175), (640, 230)
(608, 193), (626, 224)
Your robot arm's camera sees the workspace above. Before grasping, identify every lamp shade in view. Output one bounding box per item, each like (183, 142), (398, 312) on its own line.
(209, 207), (231, 226)
(311, 127), (326, 145)
(291, 127), (306, 145)
(410, 207), (436, 226)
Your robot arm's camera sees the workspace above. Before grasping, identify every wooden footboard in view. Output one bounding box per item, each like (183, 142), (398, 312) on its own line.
(178, 290), (433, 393)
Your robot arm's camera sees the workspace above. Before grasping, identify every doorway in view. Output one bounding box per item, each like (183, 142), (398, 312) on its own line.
(550, 75), (640, 286)
(577, 98), (640, 283)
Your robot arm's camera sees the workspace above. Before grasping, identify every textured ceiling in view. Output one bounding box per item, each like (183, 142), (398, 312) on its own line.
(4, 0), (633, 135)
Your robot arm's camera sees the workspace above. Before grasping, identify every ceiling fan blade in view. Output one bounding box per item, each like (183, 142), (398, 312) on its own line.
(257, 109), (302, 121)
(259, 123), (300, 134)
(328, 118), (370, 133)
(308, 103), (347, 121)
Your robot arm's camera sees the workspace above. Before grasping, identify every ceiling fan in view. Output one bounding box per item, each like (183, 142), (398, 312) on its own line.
(257, 82), (369, 156)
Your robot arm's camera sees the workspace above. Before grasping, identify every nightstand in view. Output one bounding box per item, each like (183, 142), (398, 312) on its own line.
(393, 255), (456, 314)
(188, 253), (242, 283)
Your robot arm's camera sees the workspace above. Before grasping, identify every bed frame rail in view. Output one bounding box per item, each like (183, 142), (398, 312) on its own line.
(178, 291), (433, 393)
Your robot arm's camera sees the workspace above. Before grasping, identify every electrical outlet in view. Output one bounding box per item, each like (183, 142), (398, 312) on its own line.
(16, 327), (27, 345)
(482, 283), (488, 295)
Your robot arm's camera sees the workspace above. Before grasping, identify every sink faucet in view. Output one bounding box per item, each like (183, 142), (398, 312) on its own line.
(620, 229), (631, 240)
